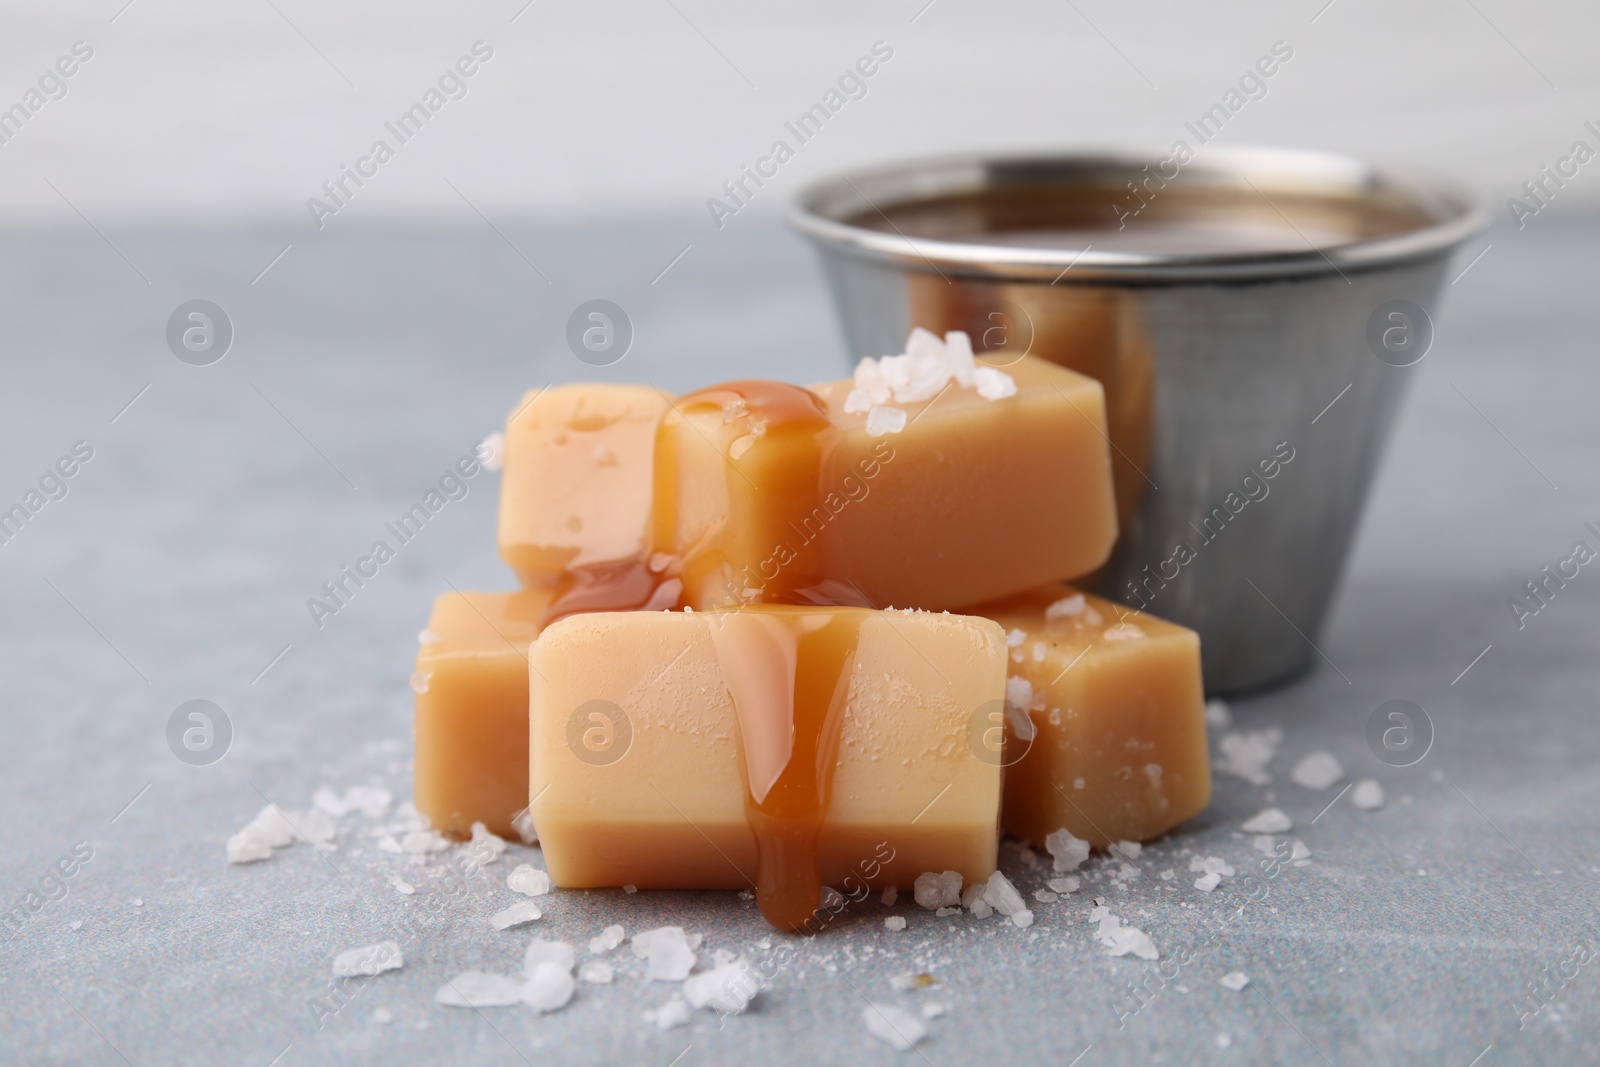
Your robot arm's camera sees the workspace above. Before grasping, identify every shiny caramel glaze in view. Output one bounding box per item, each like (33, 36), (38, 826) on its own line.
(706, 606), (862, 930)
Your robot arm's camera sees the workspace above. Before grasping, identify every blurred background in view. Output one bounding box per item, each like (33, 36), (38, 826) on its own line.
(1, 0), (1594, 224)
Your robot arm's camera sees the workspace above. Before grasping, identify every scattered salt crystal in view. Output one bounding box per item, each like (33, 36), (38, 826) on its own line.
(401, 830), (449, 854)
(1088, 905), (1158, 960)
(1220, 971), (1250, 992)
(865, 404), (908, 437)
(592, 443), (616, 466)
(1241, 808), (1292, 834)
(1006, 628), (1027, 648)
(881, 886), (897, 907)
(1045, 594), (1086, 621)
(1289, 839), (1312, 863)
(1290, 751), (1344, 790)
(1352, 779), (1386, 811)
(1254, 836), (1278, 854)
(409, 672), (431, 694)
(1111, 840), (1143, 861)
(1012, 909), (1034, 928)
(914, 870), (962, 910)
(522, 961), (577, 1013)
(982, 871), (1028, 920)
(684, 959), (760, 1013)
(588, 924), (625, 954)
(1031, 643), (1047, 662)
(508, 808), (537, 845)
(1194, 873), (1221, 893)
(437, 972), (525, 1008)
(1203, 698), (1232, 729)
(820, 886), (845, 911)
(923, 1002), (947, 1019)
(1189, 856), (1235, 877)
(972, 365), (1017, 400)
(133, 899), (143, 907)
(885, 916), (907, 931)
(935, 906), (961, 917)
(632, 927), (698, 981)
(332, 941), (403, 978)
(1216, 728), (1282, 785)
(645, 997), (692, 1030)
(944, 330), (976, 385)
(1216, 1033), (1233, 1048)
(523, 939), (576, 976)
(467, 822), (507, 862)
(865, 1003), (929, 1050)
(1046, 827), (1091, 872)
(69, 920), (82, 931)
(579, 961), (614, 984)
(475, 431), (504, 471)
(623, 884), (637, 894)
(390, 877), (415, 895)
(507, 864), (551, 897)
(891, 972), (938, 990)
(372, 1008), (393, 1024)
(1103, 624), (1145, 641)
(226, 805), (298, 864)
(1034, 889), (1058, 903)
(1048, 876), (1080, 894)
(490, 900), (543, 930)
(226, 833), (274, 865)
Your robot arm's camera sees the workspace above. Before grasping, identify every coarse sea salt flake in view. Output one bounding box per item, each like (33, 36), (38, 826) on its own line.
(437, 972), (524, 1008)
(972, 365), (1017, 400)
(490, 900), (542, 930)
(1352, 779), (1386, 811)
(332, 941), (403, 978)
(885, 916), (907, 931)
(589, 924), (625, 954)
(1220, 971), (1250, 992)
(507, 864), (551, 897)
(522, 961), (577, 1013)
(684, 959), (760, 1013)
(579, 961), (614, 984)
(1241, 808), (1293, 834)
(1290, 751), (1344, 790)
(1216, 729), (1282, 786)
(476, 431), (504, 471)
(1046, 827), (1091, 873)
(646, 997), (692, 1030)
(865, 404), (908, 437)
(1046, 593), (1086, 621)
(523, 939), (576, 976)
(864, 1003), (928, 1050)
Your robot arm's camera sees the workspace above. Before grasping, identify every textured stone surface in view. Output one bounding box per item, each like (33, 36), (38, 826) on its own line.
(0, 217), (1597, 1065)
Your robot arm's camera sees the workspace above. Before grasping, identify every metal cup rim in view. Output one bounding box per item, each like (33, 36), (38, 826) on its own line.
(789, 146), (1488, 283)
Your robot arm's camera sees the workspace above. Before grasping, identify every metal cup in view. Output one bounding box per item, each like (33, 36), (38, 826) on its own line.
(791, 148), (1484, 694)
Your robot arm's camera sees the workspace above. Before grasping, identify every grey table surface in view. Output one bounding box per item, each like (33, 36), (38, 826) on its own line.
(0, 214), (1597, 1067)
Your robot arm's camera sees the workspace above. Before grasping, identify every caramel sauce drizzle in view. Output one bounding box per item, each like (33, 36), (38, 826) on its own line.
(707, 607), (861, 931)
(542, 378), (871, 929)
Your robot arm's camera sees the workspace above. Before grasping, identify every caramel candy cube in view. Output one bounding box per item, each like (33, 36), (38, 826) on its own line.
(972, 586), (1210, 848)
(413, 588), (552, 838)
(529, 606), (1006, 929)
(497, 384), (671, 588)
(656, 355), (1117, 613)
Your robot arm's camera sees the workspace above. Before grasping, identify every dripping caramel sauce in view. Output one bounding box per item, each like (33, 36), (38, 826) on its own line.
(541, 378), (870, 929)
(707, 607), (862, 931)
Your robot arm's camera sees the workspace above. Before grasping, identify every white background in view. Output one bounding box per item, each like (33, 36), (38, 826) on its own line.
(0, 0), (1596, 230)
